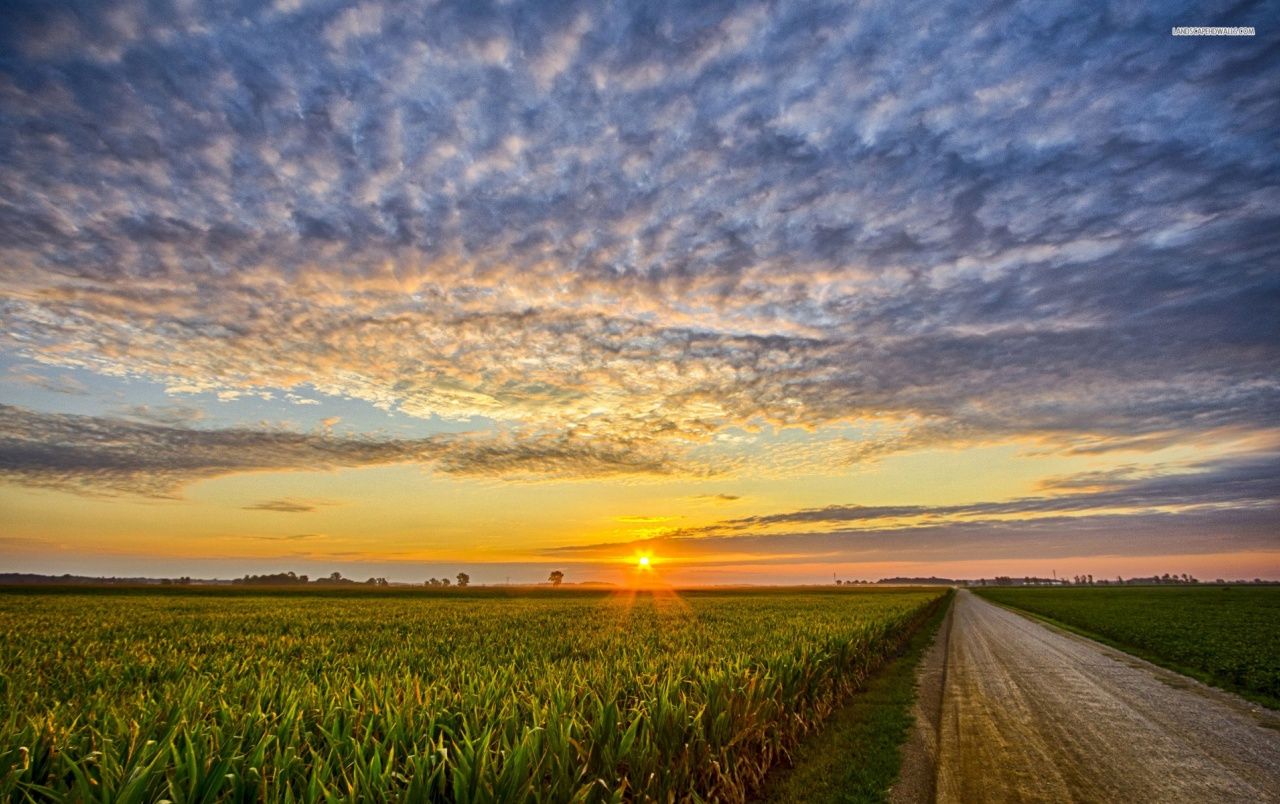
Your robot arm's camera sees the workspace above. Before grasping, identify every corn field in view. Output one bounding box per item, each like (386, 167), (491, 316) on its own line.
(0, 587), (945, 802)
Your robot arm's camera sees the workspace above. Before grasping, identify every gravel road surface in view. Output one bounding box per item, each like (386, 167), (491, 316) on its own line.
(914, 590), (1280, 803)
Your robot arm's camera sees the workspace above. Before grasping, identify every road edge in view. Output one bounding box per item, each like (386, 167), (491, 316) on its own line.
(888, 588), (956, 804)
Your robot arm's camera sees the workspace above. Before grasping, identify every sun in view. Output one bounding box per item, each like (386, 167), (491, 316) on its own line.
(637, 555), (652, 570)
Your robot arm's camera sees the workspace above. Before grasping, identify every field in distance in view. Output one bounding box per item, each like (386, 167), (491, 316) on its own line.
(975, 585), (1280, 708)
(0, 587), (945, 802)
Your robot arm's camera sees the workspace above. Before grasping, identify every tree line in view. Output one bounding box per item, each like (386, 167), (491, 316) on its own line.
(230, 570), (569, 587)
(231, 571), (474, 587)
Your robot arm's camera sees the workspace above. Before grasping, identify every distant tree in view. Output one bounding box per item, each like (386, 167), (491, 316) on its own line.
(330, 571), (343, 582)
(233, 571), (309, 586)
(298, 575), (308, 584)
(456, 572), (470, 588)
(549, 570), (565, 586)
(1087, 574), (1093, 585)
(441, 578), (451, 587)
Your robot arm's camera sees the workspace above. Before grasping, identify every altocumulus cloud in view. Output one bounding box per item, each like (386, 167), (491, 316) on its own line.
(0, 0), (1277, 476)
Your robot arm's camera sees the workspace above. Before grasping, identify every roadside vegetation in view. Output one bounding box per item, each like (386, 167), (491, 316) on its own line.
(759, 589), (952, 803)
(975, 586), (1280, 708)
(0, 587), (943, 802)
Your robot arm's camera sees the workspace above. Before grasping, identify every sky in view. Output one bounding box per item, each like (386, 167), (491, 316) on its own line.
(1, 0), (1277, 585)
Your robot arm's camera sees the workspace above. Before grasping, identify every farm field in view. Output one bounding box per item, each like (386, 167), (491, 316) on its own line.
(759, 590), (952, 803)
(975, 586), (1280, 708)
(0, 587), (945, 802)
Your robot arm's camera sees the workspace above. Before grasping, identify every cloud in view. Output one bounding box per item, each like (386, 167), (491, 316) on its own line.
(115, 404), (207, 426)
(247, 533), (327, 541)
(709, 453), (1280, 531)
(548, 452), (1280, 562)
(242, 498), (335, 514)
(0, 404), (684, 497)
(692, 493), (742, 503)
(0, 0), (1276, 486)
(5, 368), (89, 396)
(550, 508), (1280, 565)
(324, 3), (384, 50)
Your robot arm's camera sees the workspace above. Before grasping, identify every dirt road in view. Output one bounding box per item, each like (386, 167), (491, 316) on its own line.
(903, 589), (1280, 803)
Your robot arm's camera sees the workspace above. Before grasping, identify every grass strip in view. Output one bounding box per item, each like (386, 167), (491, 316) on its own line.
(758, 589), (953, 803)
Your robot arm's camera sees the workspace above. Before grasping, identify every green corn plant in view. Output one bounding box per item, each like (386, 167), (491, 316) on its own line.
(0, 588), (945, 802)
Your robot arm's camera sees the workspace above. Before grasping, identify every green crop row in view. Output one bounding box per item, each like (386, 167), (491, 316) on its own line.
(0, 588), (944, 802)
(974, 586), (1280, 708)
